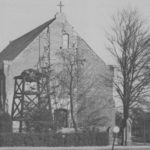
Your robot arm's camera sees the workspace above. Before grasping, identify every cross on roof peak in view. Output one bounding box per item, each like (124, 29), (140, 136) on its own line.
(57, 1), (64, 13)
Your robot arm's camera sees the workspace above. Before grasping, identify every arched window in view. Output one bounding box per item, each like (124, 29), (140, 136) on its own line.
(62, 34), (69, 49)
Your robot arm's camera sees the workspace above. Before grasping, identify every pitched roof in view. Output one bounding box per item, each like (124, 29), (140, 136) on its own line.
(0, 18), (55, 63)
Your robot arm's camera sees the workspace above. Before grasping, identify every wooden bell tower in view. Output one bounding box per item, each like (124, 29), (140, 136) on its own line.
(11, 69), (51, 132)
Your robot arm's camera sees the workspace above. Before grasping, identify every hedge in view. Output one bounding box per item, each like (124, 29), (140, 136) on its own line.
(0, 131), (109, 147)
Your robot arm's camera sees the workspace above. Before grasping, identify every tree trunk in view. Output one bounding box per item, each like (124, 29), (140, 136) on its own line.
(121, 107), (128, 146)
(125, 126), (128, 146)
(70, 95), (78, 132)
(69, 73), (78, 133)
(121, 126), (124, 146)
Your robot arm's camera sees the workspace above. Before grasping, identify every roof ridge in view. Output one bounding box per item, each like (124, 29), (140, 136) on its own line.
(0, 17), (55, 64)
(11, 18), (55, 45)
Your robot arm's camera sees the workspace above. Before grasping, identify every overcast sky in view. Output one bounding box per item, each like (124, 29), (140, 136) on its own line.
(1, 0), (150, 64)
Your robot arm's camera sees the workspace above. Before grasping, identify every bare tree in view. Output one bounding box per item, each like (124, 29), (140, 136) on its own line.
(57, 46), (112, 132)
(56, 46), (85, 132)
(107, 8), (150, 145)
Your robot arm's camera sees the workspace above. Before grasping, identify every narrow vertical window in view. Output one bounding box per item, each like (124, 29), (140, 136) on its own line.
(62, 34), (69, 49)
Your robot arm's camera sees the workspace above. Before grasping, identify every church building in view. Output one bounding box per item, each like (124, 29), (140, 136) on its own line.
(0, 4), (115, 131)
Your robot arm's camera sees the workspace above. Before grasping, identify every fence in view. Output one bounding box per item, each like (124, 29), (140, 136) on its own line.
(0, 131), (109, 147)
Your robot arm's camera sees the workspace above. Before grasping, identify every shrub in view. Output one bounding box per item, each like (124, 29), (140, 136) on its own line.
(0, 111), (12, 133)
(0, 131), (109, 146)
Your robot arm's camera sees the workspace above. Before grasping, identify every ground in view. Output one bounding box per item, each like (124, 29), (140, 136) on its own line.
(0, 146), (150, 150)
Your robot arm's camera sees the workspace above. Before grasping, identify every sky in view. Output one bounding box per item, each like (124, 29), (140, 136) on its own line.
(1, 0), (150, 64)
